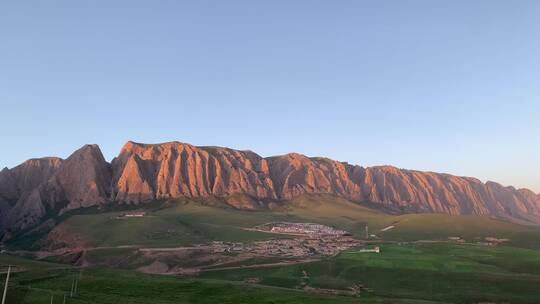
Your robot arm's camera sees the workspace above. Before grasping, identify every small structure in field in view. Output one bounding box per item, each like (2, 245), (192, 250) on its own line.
(357, 246), (380, 253)
(119, 211), (146, 218)
(448, 236), (465, 243)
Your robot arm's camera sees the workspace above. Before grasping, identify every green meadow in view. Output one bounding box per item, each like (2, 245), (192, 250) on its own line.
(0, 255), (431, 304)
(3, 195), (540, 303)
(3, 243), (540, 303)
(200, 243), (540, 303)
(15, 195), (540, 250)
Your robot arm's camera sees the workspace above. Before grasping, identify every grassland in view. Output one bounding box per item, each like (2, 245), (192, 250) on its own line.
(284, 195), (540, 249)
(23, 194), (540, 250)
(1, 255), (436, 304)
(4, 195), (540, 303)
(43, 198), (295, 248)
(200, 243), (540, 303)
(3, 243), (540, 303)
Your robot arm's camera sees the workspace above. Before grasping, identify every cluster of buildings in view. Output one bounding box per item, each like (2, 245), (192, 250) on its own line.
(209, 236), (361, 257)
(116, 211), (146, 218)
(447, 236), (510, 246)
(484, 236), (509, 244)
(139, 222), (364, 272)
(254, 222), (350, 236)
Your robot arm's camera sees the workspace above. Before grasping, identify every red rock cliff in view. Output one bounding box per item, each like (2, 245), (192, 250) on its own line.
(110, 142), (540, 220)
(2, 141), (540, 236)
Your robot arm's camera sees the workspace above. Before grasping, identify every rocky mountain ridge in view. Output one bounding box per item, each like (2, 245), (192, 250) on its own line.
(1, 141), (539, 239)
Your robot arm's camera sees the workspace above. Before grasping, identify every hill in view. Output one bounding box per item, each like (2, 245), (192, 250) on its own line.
(1, 140), (540, 241)
(8, 194), (540, 253)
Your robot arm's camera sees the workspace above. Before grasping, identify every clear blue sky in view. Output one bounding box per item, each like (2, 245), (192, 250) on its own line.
(1, 1), (539, 192)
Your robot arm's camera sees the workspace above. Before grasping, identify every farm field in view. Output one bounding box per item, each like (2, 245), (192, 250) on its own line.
(0, 255), (437, 304)
(3, 196), (540, 303)
(3, 243), (540, 303)
(199, 243), (540, 303)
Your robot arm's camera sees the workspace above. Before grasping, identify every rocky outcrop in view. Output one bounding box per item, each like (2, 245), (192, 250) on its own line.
(0, 158), (63, 232)
(2, 140), (540, 238)
(2, 145), (111, 233)
(111, 142), (276, 203)
(42, 144), (112, 211)
(0, 158), (63, 201)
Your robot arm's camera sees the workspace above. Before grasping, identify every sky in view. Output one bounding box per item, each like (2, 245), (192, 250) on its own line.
(1, 1), (539, 192)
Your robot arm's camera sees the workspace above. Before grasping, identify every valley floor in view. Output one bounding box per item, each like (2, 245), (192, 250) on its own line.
(3, 242), (540, 303)
(3, 196), (540, 303)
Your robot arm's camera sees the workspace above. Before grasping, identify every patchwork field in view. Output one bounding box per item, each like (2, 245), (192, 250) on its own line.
(3, 195), (540, 303)
(3, 242), (540, 303)
(0, 255), (435, 304)
(200, 243), (540, 303)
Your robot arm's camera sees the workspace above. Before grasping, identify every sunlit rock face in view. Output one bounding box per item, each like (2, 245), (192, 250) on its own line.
(111, 141), (277, 203)
(2, 140), (540, 237)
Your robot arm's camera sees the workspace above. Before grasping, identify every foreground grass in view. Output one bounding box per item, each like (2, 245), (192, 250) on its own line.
(6, 243), (539, 303)
(1, 255), (437, 304)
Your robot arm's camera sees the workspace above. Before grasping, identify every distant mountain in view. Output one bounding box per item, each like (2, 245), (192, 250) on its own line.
(1, 141), (539, 240)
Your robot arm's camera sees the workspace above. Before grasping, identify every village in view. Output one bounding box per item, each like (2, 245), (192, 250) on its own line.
(141, 222), (363, 262)
(252, 222), (350, 236)
(207, 236), (362, 258)
(202, 222), (363, 257)
(136, 222), (365, 275)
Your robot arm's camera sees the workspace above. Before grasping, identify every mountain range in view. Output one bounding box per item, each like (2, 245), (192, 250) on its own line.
(1, 140), (539, 240)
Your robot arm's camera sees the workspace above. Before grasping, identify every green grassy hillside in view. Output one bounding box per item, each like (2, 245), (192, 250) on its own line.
(44, 199), (294, 248)
(12, 194), (540, 250)
(281, 195), (540, 248)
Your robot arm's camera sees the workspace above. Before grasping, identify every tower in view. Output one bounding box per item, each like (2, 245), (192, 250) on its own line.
(365, 225), (369, 239)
